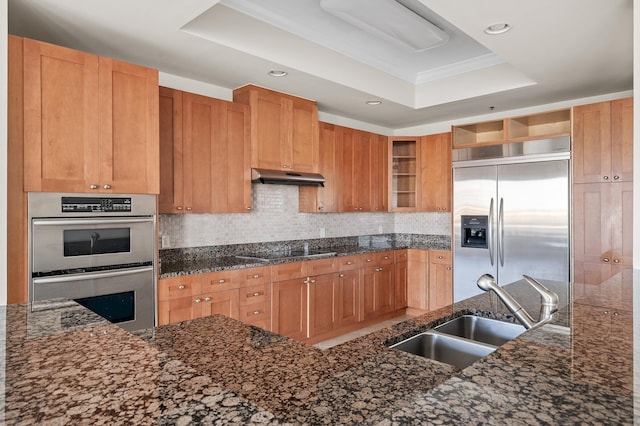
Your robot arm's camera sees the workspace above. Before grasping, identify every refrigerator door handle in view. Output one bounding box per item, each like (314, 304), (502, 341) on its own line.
(498, 197), (505, 267)
(488, 198), (495, 266)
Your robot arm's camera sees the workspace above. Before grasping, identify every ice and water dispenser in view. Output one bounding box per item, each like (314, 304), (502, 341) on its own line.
(461, 215), (488, 248)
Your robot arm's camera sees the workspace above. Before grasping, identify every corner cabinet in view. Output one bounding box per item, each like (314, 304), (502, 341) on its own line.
(159, 87), (252, 214)
(233, 85), (319, 173)
(22, 37), (159, 194)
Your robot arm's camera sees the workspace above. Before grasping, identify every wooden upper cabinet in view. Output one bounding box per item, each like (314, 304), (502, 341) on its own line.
(370, 133), (388, 212)
(299, 122), (339, 213)
(573, 98), (633, 183)
(159, 88), (251, 214)
(233, 85), (318, 173)
(23, 38), (159, 194)
(388, 138), (420, 211)
(420, 132), (452, 212)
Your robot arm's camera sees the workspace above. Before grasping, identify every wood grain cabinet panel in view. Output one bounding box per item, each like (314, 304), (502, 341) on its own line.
(420, 132), (452, 212)
(199, 290), (240, 320)
(307, 273), (339, 338)
(337, 269), (361, 327)
(428, 251), (453, 311)
(23, 37), (158, 194)
(271, 278), (308, 341)
(233, 85), (318, 173)
(394, 260), (409, 310)
(299, 122), (339, 213)
(159, 88), (251, 213)
(361, 261), (394, 321)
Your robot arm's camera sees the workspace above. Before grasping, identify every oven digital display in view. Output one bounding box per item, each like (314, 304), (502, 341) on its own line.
(63, 228), (131, 256)
(61, 197), (132, 213)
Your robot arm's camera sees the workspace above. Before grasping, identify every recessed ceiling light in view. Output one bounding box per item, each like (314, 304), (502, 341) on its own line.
(484, 23), (511, 35)
(366, 100), (382, 105)
(268, 70), (288, 77)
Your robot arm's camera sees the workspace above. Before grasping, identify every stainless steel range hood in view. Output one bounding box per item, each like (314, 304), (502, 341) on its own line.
(251, 168), (325, 187)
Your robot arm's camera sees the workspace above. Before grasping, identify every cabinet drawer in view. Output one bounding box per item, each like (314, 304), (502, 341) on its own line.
(271, 261), (307, 281)
(158, 275), (202, 301)
(240, 266), (272, 285)
(430, 250), (452, 264)
(306, 257), (339, 275)
(240, 283), (270, 306)
(201, 269), (241, 293)
(407, 249), (429, 263)
(363, 251), (394, 266)
(338, 255), (362, 271)
(395, 250), (409, 262)
(240, 302), (271, 326)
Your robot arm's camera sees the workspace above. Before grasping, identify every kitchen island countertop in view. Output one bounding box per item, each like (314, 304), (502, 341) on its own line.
(0, 271), (635, 424)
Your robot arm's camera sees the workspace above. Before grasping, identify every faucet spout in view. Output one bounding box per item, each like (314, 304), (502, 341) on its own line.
(476, 274), (536, 329)
(522, 274), (559, 321)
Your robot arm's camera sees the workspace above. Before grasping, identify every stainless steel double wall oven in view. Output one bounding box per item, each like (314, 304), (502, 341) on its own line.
(29, 193), (156, 331)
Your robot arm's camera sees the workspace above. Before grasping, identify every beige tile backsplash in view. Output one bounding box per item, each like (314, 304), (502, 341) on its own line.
(159, 185), (451, 248)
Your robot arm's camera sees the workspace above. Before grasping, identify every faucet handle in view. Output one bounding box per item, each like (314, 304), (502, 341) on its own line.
(522, 275), (559, 311)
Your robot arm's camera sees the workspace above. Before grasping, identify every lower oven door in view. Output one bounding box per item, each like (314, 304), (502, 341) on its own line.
(32, 266), (154, 331)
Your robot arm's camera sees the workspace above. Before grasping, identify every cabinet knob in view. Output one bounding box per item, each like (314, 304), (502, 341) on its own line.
(346, 261), (353, 265)
(613, 258), (620, 264)
(186, 207), (192, 211)
(103, 184), (112, 190)
(613, 175), (620, 180)
(318, 206), (324, 211)
(177, 206), (183, 211)
(384, 256), (389, 260)
(177, 285), (186, 290)
(245, 206), (252, 211)
(252, 292), (261, 297)
(194, 298), (202, 303)
(339, 274), (345, 278)
(438, 256), (443, 259)
(603, 176), (609, 180)
(366, 259), (372, 262)
(253, 274), (260, 279)
(204, 297), (211, 302)
(253, 310), (261, 316)
(602, 257), (610, 263)
(376, 267), (383, 272)
(89, 184), (98, 190)
(604, 310), (609, 315)
(282, 164), (291, 169)
(447, 266), (452, 271)
(613, 311), (619, 316)
(218, 279), (225, 284)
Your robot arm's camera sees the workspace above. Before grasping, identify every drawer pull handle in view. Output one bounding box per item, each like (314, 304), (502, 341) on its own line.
(253, 310), (261, 316)
(252, 292), (261, 297)
(89, 184), (98, 190)
(186, 207), (192, 211)
(176, 206), (183, 211)
(384, 256), (389, 259)
(366, 259), (372, 262)
(194, 298), (202, 303)
(339, 274), (345, 278)
(447, 266), (452, 271)
(103, 184), (112, 190)
(613, 175), (620, 180)
(245, 206), (252, 211)
(438, 256), (443, 259)
(613, 258), (620, 264)
(218, 279), (225, 284)
(253, 274), (260, 279)
(602, 257), (610, 263)
(204, 297), (211, 302)
(177, 285), (186, 290)
(603, 175), (609, 180)
(346, 261), (353, 265)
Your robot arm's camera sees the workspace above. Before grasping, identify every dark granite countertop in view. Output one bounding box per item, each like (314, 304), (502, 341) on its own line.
(159, 234), (451, 278)
(1, 271), (635, 424)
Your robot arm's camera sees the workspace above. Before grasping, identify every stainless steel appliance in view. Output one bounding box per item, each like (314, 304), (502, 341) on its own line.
(29, 193), (156, 331)
(452, 137), (570, 302)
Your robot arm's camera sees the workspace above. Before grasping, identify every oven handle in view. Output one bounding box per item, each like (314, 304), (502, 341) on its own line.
(32, 217), (154, 227)
(33, 266), (153, 285)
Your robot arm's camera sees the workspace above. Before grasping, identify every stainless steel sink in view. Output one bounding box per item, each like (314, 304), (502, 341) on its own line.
(433, 315), (526, 346)
(390, 331), (496, 369)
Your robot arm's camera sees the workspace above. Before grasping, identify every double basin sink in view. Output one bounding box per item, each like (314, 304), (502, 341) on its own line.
(390, 315), (526, 369)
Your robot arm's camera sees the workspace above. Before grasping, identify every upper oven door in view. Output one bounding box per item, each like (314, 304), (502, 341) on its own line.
(32, 216), (155, 274)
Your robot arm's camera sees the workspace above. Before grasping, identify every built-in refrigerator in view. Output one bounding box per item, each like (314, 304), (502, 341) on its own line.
(452, 137), (570, 302)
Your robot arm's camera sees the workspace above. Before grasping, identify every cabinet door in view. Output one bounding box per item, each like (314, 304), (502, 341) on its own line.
(573, 102), (612, 184)
(371, 133), (388, 212)
(337, 126), (357, 212)
(353, 130), (372, 211)
(337, 269), (361, 326)
(394, 261), (408, 310)
(611, 98), (633, 182)
(428, 251), (453, 311)
(406, 250), (429, 311)
(159, 87), (184, 213)
(158, 297), (198, 326)
(308, 274), (338, 338)
(23, 38), (100, 192)
(611, 181), (633, 268)
(420, 133), (452, 212)
(216, 102), (251, 213)
(291, 98), (319, 173)
(271, 279), (308, 340)
(299, 122), (339, 213)
(377, 264), (395, 315)
(98, 57), (159, 194)
(249, 89), (288, 170)
(200, 290), (240, 320)
(361, 265), (394, 321)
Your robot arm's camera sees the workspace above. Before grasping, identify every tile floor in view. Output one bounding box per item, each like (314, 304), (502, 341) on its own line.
(313, 314), (415, 349)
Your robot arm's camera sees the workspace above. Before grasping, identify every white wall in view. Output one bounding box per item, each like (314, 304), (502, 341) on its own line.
(1, 2), (8, 305)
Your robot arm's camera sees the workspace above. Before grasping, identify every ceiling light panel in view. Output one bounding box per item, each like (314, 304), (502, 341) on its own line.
(320, 0), (449, 52)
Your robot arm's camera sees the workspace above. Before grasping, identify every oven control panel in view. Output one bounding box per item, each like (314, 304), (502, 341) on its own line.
(61, 197), (132, 213)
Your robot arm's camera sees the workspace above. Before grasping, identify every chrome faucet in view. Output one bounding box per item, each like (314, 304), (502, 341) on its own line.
(476, 274), (559, 329)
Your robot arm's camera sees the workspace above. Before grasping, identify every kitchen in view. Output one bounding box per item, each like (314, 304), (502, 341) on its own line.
(1, 0), (639, 424)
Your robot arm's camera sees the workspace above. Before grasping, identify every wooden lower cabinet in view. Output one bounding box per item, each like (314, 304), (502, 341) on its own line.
(428, 251), (453, 311)
(158, 296), (198, 326)
(337, 269), (361, 327)
(394, 260), (409, 310)
(361, 263), (394, 321)
(307, 273), (339, 338)
(200, 289), (240, 320)
(271, 278), (308, 341)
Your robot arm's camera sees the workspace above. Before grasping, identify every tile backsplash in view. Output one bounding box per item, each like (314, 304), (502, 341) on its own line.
(159, 184), (451, 248)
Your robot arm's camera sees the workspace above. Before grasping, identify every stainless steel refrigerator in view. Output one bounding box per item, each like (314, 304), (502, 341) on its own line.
(452, 137), (570, 302)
